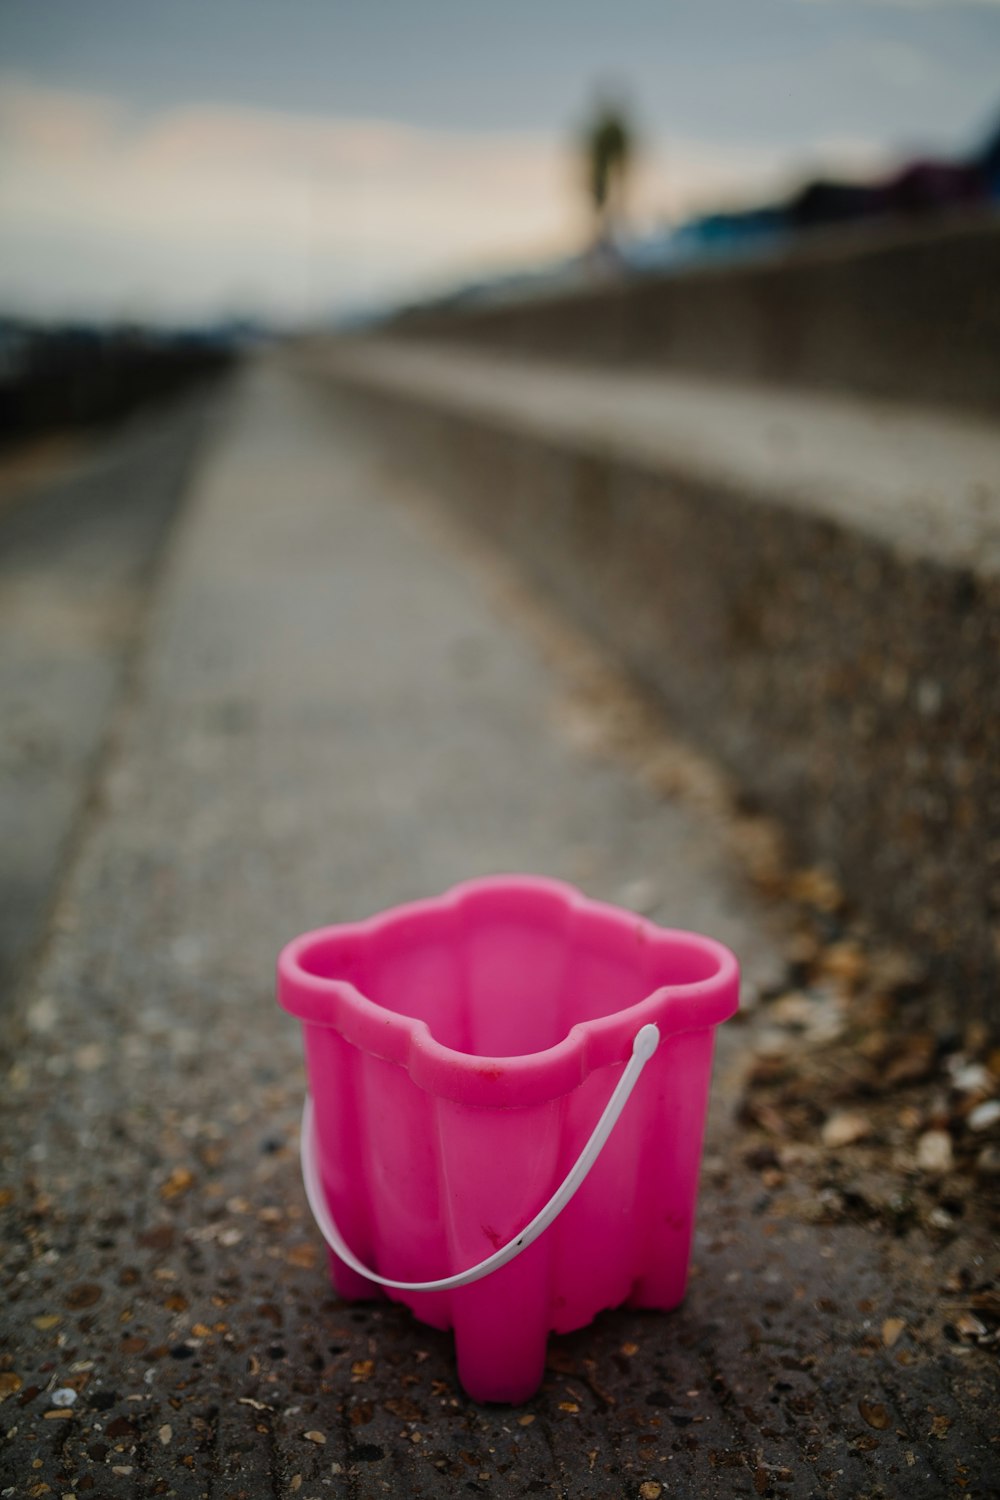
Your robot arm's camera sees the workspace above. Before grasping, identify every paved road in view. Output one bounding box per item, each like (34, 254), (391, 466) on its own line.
(1, 364), (995, 1499)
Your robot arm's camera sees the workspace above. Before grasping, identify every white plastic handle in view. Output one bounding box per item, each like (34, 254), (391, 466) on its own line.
(300, 1022), (660, 1293)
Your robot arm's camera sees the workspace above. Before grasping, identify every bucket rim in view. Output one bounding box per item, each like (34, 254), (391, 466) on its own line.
(276, 874), (739, 1107)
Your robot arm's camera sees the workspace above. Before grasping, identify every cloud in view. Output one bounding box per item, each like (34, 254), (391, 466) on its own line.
(0, 76), (577, 320)
(0, 74), (888, 324)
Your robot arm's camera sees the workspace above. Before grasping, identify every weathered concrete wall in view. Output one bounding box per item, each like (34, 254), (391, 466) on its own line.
(391, 216), (1000, 415)
(307, 360), (1000, 1025)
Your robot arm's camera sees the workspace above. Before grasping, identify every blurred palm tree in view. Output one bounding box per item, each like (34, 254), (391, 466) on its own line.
(582, 98), (634, 248)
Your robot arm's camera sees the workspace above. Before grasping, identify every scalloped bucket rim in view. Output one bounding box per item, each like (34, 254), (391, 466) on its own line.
(277, 873), (739, 1109)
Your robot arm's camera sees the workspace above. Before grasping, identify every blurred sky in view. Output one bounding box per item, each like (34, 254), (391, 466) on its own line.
(1, 0), (998, 326)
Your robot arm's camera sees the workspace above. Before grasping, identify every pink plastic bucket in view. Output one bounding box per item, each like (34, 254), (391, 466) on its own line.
(277, 875), (738, 1402)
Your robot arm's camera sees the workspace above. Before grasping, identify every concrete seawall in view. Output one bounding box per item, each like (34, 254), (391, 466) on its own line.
(300, 340), (1000, 1024)
(392, 216), (1000, 415)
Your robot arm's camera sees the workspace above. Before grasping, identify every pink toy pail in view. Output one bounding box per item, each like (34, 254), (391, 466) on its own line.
(277, 875), (739, 1402)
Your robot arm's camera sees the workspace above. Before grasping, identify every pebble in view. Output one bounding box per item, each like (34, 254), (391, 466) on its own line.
(820, 940), (867, 987)
(916, 1130), (953, 1175)
(74, 1043), (105, 1072)
(754, 1029), (791, 1059)
(789, 866), (843, 912)
(950, 1063), (993, 1096)
(50, 1389), (77, 1408)
(618, 878), (660, 915)
(770, 991), (845, 1043)
(881, 1318), (906, 1349)
(967, 1099), (1000, 1132)
(769, 992), (815, 1026)
(159, 1166), (195, 1202)
(821, 1112), (870, 1149)
(26, 996), (57, 1033)
(858, 1398), (890, 1430)
(976, 1144), (1000, 1176)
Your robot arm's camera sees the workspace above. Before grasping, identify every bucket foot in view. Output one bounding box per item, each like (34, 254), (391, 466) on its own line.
(453, 1289), (548, 1404)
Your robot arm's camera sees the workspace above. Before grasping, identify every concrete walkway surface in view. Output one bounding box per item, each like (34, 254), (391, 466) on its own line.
(1, 364), (997, 1500)
(0, 394), (220, 1000)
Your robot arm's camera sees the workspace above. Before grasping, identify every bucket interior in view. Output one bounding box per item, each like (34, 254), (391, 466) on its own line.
(296, 884), (721, 1059)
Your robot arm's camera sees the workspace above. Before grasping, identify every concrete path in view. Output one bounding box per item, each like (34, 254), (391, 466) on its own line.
(1, 364), (995, 1499)
(0, 394), (221, 1003)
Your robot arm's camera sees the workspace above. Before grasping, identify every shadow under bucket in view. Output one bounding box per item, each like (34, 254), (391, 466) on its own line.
(277, 874), (739, 1402)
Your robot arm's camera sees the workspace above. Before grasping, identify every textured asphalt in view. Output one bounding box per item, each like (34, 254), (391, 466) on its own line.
(1, 364), (996, 1500)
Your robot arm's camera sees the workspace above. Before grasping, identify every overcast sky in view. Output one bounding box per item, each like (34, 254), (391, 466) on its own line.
(1, 0), (997, 324)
